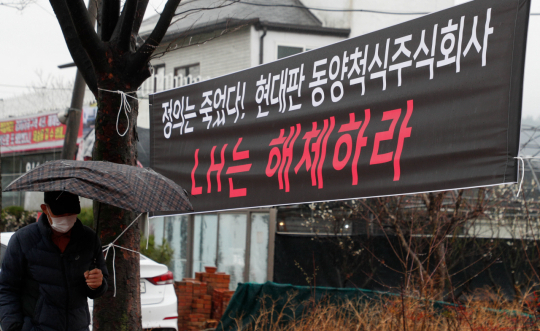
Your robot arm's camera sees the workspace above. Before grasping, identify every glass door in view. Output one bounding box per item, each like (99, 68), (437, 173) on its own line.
(217, 213), (247, 289)
(192, 214), (218, 274)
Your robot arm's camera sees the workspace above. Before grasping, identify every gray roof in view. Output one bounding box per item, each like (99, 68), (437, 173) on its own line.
(139, 0), (349, 40)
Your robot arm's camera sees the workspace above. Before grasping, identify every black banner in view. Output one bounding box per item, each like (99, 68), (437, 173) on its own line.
(150, 0), (530, 214)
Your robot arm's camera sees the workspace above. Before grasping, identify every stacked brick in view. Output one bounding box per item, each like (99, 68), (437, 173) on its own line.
(173, 267), (235, 331)
(196, 271), (230, 295)
(211, 288), (235, 321)
(175, 281), (193, 330)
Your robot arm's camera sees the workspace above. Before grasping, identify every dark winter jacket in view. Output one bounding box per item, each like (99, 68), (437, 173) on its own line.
(0, 214), (109, 331)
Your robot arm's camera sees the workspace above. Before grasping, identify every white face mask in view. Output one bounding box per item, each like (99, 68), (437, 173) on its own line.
(46, 206), (77, 233)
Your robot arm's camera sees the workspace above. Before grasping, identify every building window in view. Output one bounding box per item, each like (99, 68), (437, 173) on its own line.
(174, 63), (201, 87)
(277, 45), (304, 59)
(139, 64), (206, 97)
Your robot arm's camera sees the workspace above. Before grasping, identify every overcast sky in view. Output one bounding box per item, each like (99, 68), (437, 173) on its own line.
(0, 0), (538, 118)
(0, 0), (166, 99)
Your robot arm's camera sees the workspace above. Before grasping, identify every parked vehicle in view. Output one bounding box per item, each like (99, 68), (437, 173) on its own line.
(0, 232), (178, 331)
(0, 232), (14, 268)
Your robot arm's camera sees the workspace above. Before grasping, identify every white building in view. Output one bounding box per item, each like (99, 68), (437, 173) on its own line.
(136, 0), (351, 129)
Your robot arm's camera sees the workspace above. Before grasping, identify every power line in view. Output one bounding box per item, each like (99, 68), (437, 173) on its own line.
(34, 1), (55, 17)
(229, 1), (540, 16)
(0, 84), (71, 91)
(229, 1), (430, 15)
(0, 1), (31, 10)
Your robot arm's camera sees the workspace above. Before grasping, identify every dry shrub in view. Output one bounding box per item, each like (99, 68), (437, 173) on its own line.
(233, 289), (540, 331)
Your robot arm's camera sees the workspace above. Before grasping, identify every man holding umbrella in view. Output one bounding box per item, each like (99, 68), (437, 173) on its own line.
(0, 159), (193, 330)
(0, 191), (108, 331)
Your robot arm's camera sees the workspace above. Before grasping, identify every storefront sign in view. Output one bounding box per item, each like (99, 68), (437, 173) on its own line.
(0, 112), (82, 154)
(150, 0), (530, 214)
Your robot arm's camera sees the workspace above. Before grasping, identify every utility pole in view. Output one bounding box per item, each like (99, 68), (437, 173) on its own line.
(60, 0), (98, 160)
(0, 99), (3, 232)
(0, 150), (2, 233)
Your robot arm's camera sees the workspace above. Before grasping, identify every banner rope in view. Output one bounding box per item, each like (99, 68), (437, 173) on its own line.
(146, 216), (150, 250)
(513, 156), (540, 198)
(97, 88), (138, 137)
(515, 156), (525, 198)
(102, 212), (144, 297)
(514, 156), (540, 198)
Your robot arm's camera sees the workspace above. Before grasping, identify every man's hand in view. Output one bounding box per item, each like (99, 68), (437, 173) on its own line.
(84, 268), (103, 289)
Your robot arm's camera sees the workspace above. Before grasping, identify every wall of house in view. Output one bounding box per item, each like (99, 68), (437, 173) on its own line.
(150, 26), (253, 84)
(300, 0), (455, 37)
(138, 26), (346, 128)
(254, 28), (346, 65)
(138, 27), (253, 127)
(148, 26), (345, 82)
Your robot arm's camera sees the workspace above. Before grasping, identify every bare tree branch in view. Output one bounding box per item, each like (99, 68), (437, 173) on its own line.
(99, 0), (120, 41)
(49, 0), (99, 96)
(131, 0), (150, 36)
(61, 0), (107, 70)
(150, 20), (251, 59)
(392, 217), (428, 287)
(128, 0), (181, 74)
(421, 193), (430, 210)
(452, 190), (464, 221)
(0, 0), (34, 10)
(171, 0), (239, 20)
(114, 0), (139, 50)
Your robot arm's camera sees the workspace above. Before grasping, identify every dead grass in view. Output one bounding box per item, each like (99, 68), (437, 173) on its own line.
(233, 289), (540, 331)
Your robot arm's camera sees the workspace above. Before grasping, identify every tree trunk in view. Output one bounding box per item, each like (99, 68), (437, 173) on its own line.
(92, 84), (141, 331)
(436, 241), (449, 300)
(46, 0), (184, 329)
(392, 218), (428, 288)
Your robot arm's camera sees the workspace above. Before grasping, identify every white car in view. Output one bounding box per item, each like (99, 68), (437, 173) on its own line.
(0, 232), (178, 331)
(0, 232), (14, 266)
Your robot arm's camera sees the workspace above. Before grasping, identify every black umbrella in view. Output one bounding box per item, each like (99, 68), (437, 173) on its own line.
(4, 160), (193, 212)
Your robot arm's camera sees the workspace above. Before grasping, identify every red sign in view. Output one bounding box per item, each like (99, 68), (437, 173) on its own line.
(0, 112), (83, 154)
